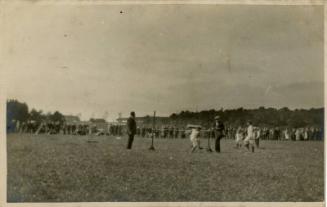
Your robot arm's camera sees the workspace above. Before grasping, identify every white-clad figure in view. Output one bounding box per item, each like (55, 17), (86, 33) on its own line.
(244, 121), (255, 152)
(303, 128), (309, 141)
(190, 127), (201, 152)
(284, 128), (290, 140)
(295, 128), (301, 141)
(235, 126), (244, 148)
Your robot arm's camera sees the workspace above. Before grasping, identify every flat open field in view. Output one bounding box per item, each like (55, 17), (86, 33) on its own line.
(7, 133), (324, 202)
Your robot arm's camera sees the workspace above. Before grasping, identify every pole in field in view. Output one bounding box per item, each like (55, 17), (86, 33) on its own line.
(207, 129), (213, 152)
(149, 111), (156, 151)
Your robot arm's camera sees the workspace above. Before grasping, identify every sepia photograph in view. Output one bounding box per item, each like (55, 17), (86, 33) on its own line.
(2, 0), (325, 205)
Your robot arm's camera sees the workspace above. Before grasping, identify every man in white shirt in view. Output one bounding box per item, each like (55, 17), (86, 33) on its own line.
(190, 127), (201, 152)
(244, 121), (255, 152)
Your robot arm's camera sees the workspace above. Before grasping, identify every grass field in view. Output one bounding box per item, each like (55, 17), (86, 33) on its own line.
(7, 133), (324, 202)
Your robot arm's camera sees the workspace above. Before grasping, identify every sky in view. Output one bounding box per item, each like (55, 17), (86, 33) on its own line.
(2, 4), (324, 121)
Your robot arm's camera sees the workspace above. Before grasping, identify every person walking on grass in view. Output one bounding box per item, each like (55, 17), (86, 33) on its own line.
(190, 126), (202, 152)
(126, 111), (137, 149)
(244, 121), (255, 152)
(295, 128), (301, 141)
(214, 116), (225, 153)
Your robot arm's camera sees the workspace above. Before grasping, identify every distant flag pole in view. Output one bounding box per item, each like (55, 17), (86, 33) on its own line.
(149, 111), (156, 151)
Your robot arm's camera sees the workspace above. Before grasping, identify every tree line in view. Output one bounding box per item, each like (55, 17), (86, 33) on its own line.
(169, 107), (324, 128)
(6, 99), (65, 132)
(6, 99), (324, 131)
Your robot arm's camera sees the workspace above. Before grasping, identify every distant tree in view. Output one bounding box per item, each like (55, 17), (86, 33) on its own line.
(29, 109), (44, 124)
(90, 118), (106, 123)
(7, 100), (29, 122)
(49, 111), (64, 124)
(170, 113), (177, 119)
(258, 106), (265, 111)
(6, 99), (29, 133)
(169, 107), (324, 128)
(143, 115), (151, 125)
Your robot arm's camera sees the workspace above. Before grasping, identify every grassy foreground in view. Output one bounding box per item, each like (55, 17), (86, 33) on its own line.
(7, 133), (324, 202)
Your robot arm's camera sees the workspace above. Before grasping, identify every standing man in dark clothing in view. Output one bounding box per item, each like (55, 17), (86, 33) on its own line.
(214, 116), (225, 153)
(127, 111), (137, 149)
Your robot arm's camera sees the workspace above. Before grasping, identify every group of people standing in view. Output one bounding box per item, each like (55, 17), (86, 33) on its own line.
(225, 126), (323, 141)
(234, 121), (261, 152)
(12, 120), (63, 135)
(10, 111), (323, 153)
(10, 119), (125, 136)
(189, 119), (323, 153)
(125, 113), (227, 152)
(189, 115), (225, 153)
(190, 117), (258, 153)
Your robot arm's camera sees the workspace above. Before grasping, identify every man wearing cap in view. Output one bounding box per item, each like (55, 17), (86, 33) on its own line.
(126, 111), (137, 149)
(214, 116), (225, 153)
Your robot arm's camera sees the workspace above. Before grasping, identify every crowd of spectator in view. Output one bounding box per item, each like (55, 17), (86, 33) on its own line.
(9, 119), (323, 141)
